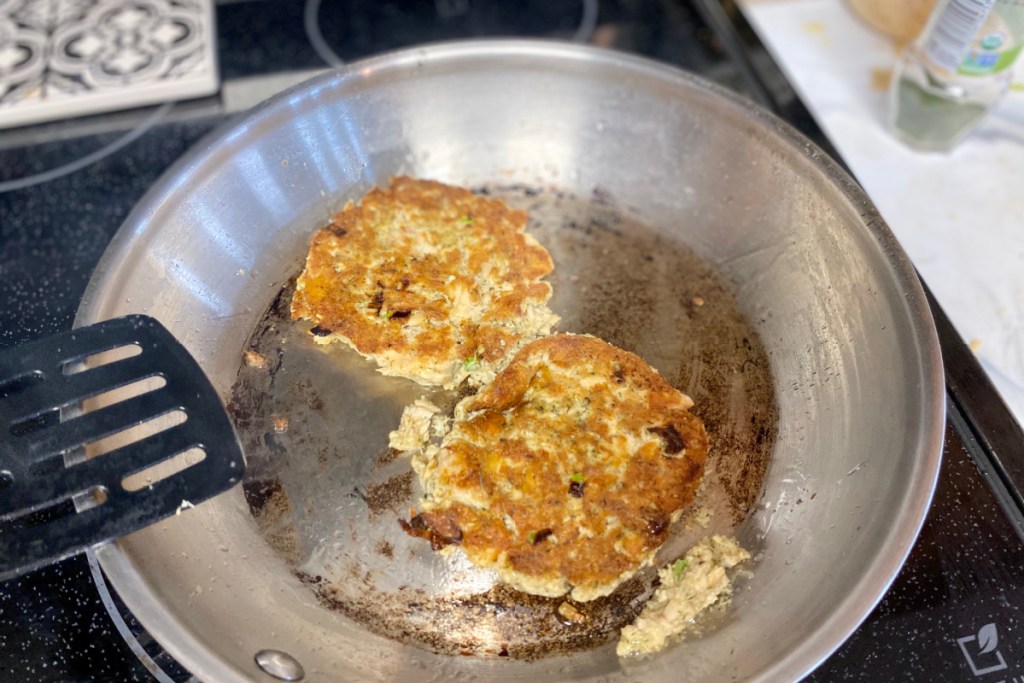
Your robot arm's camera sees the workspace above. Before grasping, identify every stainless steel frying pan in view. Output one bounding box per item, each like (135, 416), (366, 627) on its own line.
(75, 41), (944, 682)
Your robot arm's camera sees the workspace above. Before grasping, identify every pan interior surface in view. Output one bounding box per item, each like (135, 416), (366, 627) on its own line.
(228, 185), (778, 660)
(78, 41), (943, 683)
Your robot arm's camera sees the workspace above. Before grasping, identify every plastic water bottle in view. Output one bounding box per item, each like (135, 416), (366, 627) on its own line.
(890, 0), (1024, 151)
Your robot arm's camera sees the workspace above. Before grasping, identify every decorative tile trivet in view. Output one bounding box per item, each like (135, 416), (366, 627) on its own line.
(0, 0), (218, 129)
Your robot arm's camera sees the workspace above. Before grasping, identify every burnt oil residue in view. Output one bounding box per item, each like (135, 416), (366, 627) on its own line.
(296, 570), (653, 660)
(241, 478), (302, 565)
(226, 184), (778, 660)
(363, 470), (414, 519)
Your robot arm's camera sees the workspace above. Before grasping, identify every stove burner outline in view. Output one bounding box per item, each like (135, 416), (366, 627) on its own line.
(0, 99), (171, 194)
(303, 0), (599, 71)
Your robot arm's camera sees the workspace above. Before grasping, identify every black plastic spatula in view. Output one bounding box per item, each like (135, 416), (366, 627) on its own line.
(0, 315), (245, 580)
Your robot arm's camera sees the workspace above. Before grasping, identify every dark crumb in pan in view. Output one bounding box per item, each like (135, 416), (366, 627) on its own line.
(373, 447), (400, 467)
(242, 478), (285, 515)
(290, 377), (326, 413)
(242, 478), (302, 564)
(363, 471), (414, 518)
(375, 539), (394, 559)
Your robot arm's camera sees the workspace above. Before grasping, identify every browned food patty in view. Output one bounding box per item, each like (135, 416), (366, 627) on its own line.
(290, 177), (558, 388)
(408, 334), (709, 601)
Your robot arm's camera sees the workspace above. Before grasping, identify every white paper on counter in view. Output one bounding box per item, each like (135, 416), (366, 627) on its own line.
(740, 0), (1024, 424)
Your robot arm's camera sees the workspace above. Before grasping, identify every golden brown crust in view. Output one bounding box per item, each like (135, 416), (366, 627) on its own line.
(413, 334), (708, 601)
(291, 177), (557, 387)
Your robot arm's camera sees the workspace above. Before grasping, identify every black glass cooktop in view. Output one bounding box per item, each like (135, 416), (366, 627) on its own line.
(2, 1), (1023, 681)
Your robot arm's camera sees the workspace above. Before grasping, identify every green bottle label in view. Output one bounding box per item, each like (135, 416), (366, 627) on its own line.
(957, 4), (1024, 75)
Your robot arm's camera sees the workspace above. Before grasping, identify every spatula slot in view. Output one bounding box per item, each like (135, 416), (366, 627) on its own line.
(62, 343), (142, 375)
(71, 485), (108, 512)
(9, 409), (60, 437)
(8, 374), (166, 437)
(83, 408), (187, 460)
(29, 453), (67, 476)
(121, 447), (207, 493)
(78, 375), (167, 415)
(0, 491), (78, 527)
(0, 371), (44, 399)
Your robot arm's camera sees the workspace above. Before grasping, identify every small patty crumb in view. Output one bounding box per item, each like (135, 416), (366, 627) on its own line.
(244, 350), (268, 369)
(617, 535), (749, 657)
(557, 602), (586, 624)
(388, 398), (446, 452)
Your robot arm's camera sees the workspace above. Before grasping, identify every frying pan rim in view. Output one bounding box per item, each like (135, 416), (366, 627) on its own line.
(77, 38), (945, 683)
